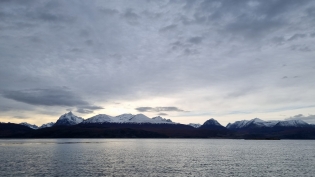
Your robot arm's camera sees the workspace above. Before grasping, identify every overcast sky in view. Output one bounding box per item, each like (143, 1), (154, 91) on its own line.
(1, 0), (315, 126)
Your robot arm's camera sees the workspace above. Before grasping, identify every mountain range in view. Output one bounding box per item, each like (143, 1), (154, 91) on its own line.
(19, 112), (311, 130)
(1, 112), (314, 139)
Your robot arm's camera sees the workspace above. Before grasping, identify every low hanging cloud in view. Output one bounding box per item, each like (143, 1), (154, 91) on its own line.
(285, 114), (315, 124)
(13, 115), (29, 119)
(135, 106), (186, 113)
(76, 105), (104, 114)
(1, 88), (103, 114)
(2, 88), (88, 106)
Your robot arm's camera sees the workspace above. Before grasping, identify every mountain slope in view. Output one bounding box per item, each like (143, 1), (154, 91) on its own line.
(188, 123), (202, 128)
(20, 122), (39, 129)
(83, 114), (113, 123)
(54, 112), (84, 126)
(39, 122), (54, 129)
(81, 114), (175, 124)
(0, 123), (34, 137)
(227, 118), (310, 129)
(274, 120), (309, 128)
(199, 118), (226, 130)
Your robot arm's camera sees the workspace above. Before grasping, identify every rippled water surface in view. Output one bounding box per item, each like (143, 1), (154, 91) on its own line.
(0, 139), (314, 176)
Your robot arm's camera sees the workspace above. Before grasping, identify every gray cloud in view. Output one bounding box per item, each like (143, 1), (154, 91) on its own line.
(157, 113), (168, 116)
(286, 114), (315, 124)
(290, 45), (312, 52)
(76, 108), (93, 114)
(136, 107), (186, 112)
(1, 88), (103, 114)
(159, 24), (177, 32)
(13, 115), (29, 119)
(76, 105), (104, 114)
(2, 88), (88, 107)
(0, 0), (315, 124)
(121, 9), (139, 25)
(100, 8), (119, 16)
(288, 33), (307, 41)
(188, 36), (203, 44)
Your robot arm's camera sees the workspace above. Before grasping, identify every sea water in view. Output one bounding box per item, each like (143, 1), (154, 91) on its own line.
(0, 139), (314, 176)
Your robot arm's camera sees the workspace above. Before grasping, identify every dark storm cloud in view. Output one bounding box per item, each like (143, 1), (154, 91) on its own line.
(136, 107), (185, 112)
(2, 88), (88, 107)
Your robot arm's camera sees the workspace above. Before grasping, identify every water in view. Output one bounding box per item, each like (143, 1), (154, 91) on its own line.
(0, 139), (314, 176)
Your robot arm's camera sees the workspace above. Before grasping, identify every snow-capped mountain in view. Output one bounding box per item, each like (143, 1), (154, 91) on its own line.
(226, 118), (278, 129)
(151, 116), (174, 124)
(81, 113), (175, 124)
(199, 118), (226, 130)
(188, 123), (202, 128)
(114, 114), (134, 123)
(82, 114), (113, 123)
(20, 122), (38, 129)
(39, 122), (54, 129)
(227, 118), (310, 129)
(113, 114), (175, 124)
(274, 120), (309, 127)
(54, 112), (84, 126)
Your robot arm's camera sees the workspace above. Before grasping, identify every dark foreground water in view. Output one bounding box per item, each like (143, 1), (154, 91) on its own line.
(0, 139), (314, 176)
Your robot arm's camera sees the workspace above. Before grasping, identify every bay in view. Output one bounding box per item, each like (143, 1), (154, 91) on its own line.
(0, 139), (314, 176)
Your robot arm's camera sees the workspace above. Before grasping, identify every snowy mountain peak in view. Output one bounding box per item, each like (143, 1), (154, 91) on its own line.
(83, 114), (113, 124)
(79, 113), (176, 124)
(152, 116), (173, 123)
(114, 114), (134, 123)
(54, 112), (84, 126)
(251, 118), (264, 122)
(20, 122), (38, 129)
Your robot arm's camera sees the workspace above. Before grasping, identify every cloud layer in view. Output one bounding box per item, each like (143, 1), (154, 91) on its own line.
(286, 114), (315, 124)
(0, 0), (314, 124)
(136, 107), (185, 113)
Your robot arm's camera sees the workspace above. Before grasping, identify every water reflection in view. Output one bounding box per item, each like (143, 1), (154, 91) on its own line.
(0, 139), (315, 176)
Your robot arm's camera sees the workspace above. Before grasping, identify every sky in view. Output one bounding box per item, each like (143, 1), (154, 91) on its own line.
(0, 0), (315, 126)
